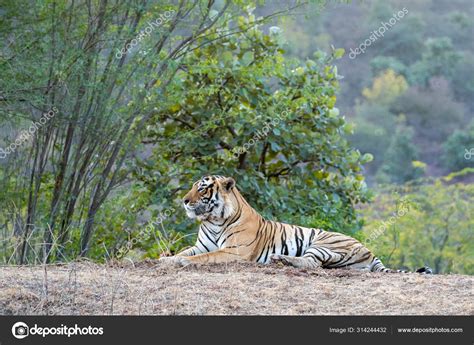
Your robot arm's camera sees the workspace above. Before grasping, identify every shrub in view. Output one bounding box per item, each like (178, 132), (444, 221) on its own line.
(442, 121), (474, 172)
(361, 179), (474, 274)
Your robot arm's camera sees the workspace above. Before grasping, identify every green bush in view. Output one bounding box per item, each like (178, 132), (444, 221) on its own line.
(370, 56), (407, 77)
(442, 121), (474, 172)
(130, 21), (371, 255)
(361, 179), (474, 274)
(377, 122), (424, 184)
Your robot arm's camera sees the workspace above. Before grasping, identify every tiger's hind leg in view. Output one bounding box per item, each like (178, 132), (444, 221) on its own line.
(269, 246), (343, 269)
(269, 254), (320, 268)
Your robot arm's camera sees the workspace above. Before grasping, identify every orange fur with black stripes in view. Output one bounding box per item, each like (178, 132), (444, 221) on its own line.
(159, 175), (431, 273)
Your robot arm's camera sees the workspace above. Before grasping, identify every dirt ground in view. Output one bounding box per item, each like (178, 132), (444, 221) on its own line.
(0, 261), (472, 315)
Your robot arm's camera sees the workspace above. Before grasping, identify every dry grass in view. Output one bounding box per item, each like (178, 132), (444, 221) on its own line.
(0, 261), (472, 315)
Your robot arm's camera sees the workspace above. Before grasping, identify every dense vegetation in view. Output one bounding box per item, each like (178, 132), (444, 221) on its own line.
(281, 0), (474, 183)
(0, 0), (472, 274)
(360, 176), (473, 274)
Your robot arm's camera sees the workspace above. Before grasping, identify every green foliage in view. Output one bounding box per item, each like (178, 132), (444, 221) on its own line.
(451, 52), (474, 111)
(280, 0), (473, 184)
(1, 0), (472, 274)
(134, 20), (370, 248)
(442, 122), (474, 171)
(371, 16), (425, 65)
(348, 107), (391, 177)
(408, 37), (462, 86)
(377, 122), (424, 184)
(361, 180), (474, 274)
(0, 0), (312, 263)
(362, 69), (408, 106)
(393, 80), (466, 143)
(370, 56), (406, 77)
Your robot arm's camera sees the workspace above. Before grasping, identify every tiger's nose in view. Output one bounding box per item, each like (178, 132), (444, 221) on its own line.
(184, 198), (190, 205)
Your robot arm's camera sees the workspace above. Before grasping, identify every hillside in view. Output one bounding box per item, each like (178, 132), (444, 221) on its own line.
(1, 261), (472, 315)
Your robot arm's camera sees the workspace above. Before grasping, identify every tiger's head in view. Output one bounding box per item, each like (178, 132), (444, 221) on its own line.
(183, 175), (236, 221)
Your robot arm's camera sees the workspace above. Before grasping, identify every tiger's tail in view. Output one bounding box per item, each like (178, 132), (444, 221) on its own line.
(370, 257), (433, 274)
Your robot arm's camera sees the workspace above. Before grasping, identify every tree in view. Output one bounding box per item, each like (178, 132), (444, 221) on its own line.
(368, 3), (424, 65)
(362, 69), (408, 106)
(451, 52), (474, 111)
(377, 121), (424, 184)
(393, 79), (466, 143)
(128, 22), (371, 257)
(370, 56), (406, 77)
(349, 69), (406, 179)
(0, 0), (306, 263)
(442, 121), (474, 172)
(362, 180), (474, 274)
(408, 37), (462, 86)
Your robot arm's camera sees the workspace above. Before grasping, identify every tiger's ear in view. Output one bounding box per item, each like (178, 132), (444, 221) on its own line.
(223, 177), (235, 191)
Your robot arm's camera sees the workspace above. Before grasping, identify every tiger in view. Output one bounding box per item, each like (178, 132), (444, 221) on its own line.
(159, 175), (432, 274)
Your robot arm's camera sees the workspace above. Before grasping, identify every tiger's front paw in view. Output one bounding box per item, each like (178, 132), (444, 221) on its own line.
(269, 254), (282, 263)
(159, 255), (191, 267)
(269, 254), (292, 266)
